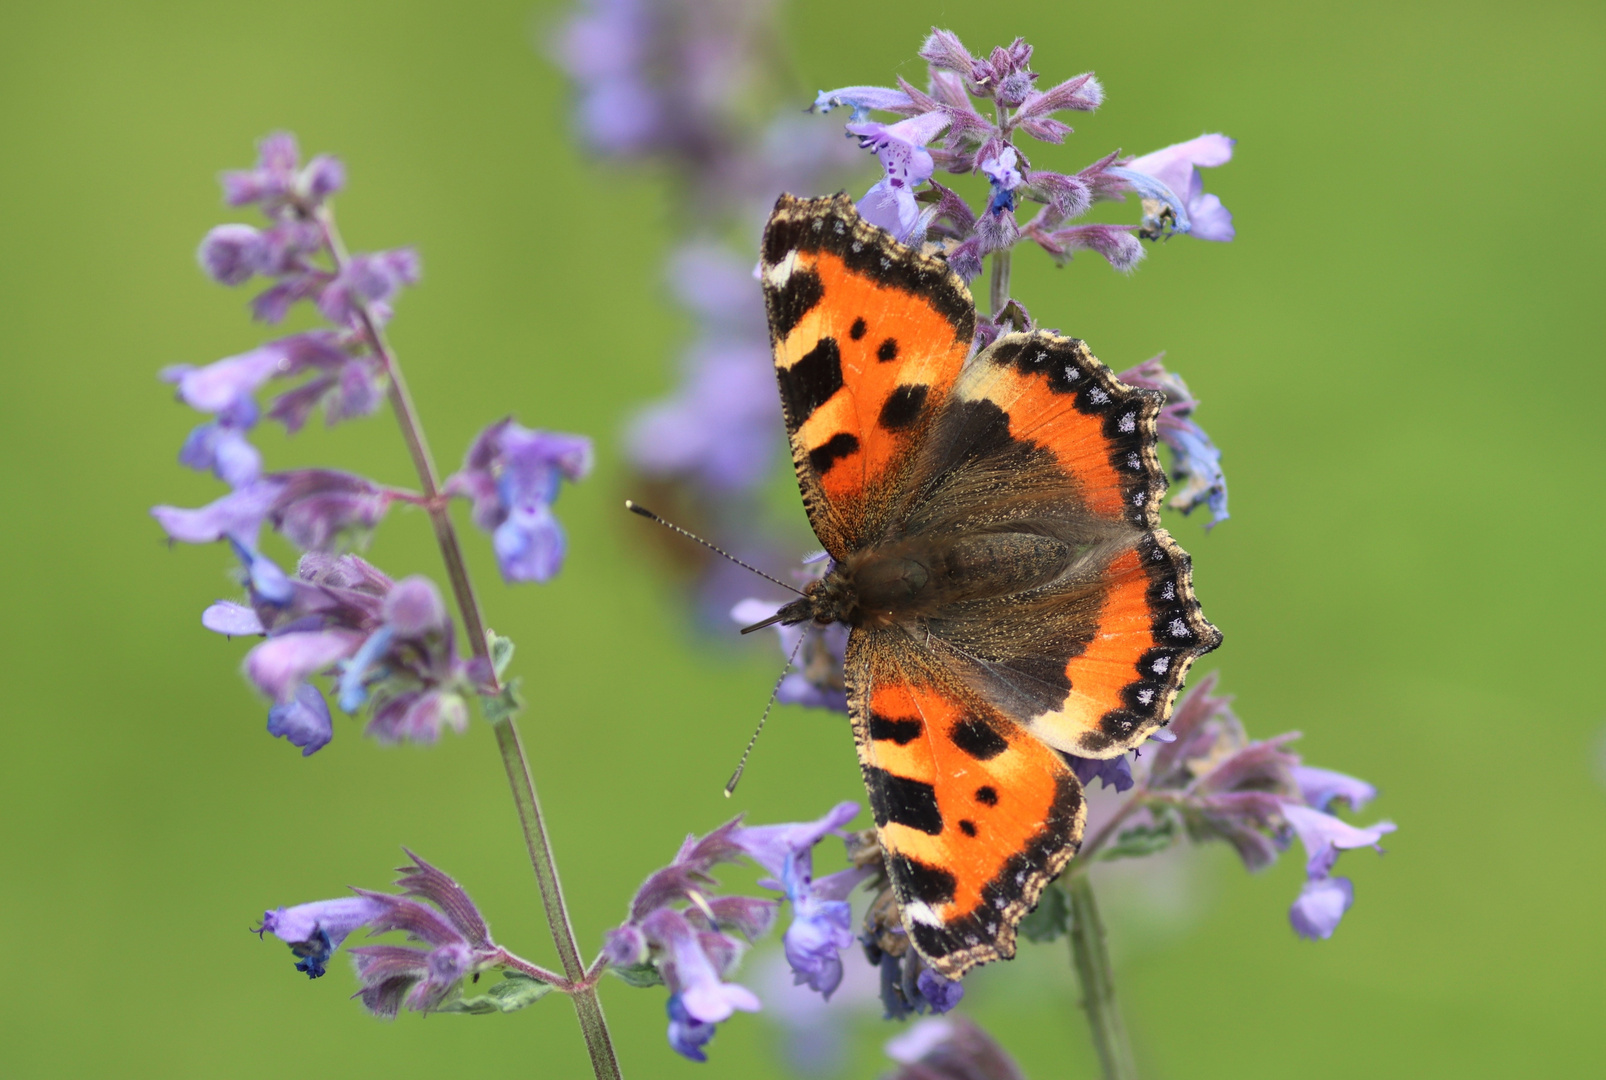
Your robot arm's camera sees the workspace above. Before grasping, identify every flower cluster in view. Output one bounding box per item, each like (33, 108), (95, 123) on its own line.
(603, 803), (877, 1061)
(155, 134), (591, 754)
(815, 28), (1233, 280)
(1073, 672), (1396, 940)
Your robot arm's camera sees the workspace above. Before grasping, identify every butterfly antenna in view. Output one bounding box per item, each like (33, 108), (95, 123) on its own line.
(724, 631), (807, 797)
(625, 500), (803, 596)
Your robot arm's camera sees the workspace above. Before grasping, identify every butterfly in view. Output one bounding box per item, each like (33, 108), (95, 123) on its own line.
(756, 193), (1221, 978)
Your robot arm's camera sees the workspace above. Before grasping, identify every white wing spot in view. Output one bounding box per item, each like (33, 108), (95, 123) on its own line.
(1119, 412), (1136, 433)
(902, 901), (944, 928)
(1064, 365), (1080, 381)
(1089, 388), (1109, 405)
(833, 220), (846, 234)
(762, 251), (799, 288)
(994, 896), (1007, 910)
(1033, 351), (1048, 364)
(1169, 619), (1192, 638)
(985, 922), (998, 935)
(1137, 688), (1155, 706)
(880, 257), (891, 269)
(811, 218), (824, 231)
(1127, 452), (1141, 470)
(1152, 656), (1170, 674)
(1133, 491), (1147, 505)
(1162, 581), (1175, 600)
(851, 241), (863, 253)
(1015, 871), (1027, 885)
(964, 934), (980, 946)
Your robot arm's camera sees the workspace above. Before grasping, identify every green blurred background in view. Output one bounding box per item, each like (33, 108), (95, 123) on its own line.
(2, 0), (1603, 1076)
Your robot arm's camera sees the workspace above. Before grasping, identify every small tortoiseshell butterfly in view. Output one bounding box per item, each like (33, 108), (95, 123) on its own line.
(757, 193), (1221, 978)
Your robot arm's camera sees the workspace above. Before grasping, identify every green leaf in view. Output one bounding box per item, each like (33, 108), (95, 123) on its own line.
(1019, 881), (1070, 943)
(486, 630), (516, 680)
(480, 675), (523, 724)
(437, 971), (553, 1015)
(1100, 816), (1180, 861)
(608, 962), (664, 989)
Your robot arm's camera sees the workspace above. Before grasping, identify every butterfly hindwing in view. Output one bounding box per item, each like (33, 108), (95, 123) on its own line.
(906, 331), (1221, 757)
(846, 628), (1086, 979)
(760, 193), (975, 556)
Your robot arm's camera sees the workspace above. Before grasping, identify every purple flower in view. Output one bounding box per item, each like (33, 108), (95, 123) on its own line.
(266, 681), (334, 756)
(446, 419), (593, 583)
(1119, 357), (1228, 527)
(848, 111), (950, 240)
(1288, 876), (1354, 941)
(811, 85), (917, 121)
(1068, 752), (1135, 793)
(1294, 766), (1377, 813)
(1123, 134), (1236, 242)
(641, 907), (761, 1024)
(1281, 803), (1395, 940)
(666, 994), (719, 1062)
(1013, 73), (1104, 143)
(177, 398), (262, 488)
(1032, 223), (1145, 272)
(730, 597), (848, 712)
(150, 478), (285, 548)
(197, 224), (267, 286)
(257, 895), (386, 978)
(733, 802), (868, 997)
(914, 968), (964, 1014)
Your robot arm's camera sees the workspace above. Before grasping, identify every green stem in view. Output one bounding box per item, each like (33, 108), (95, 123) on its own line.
(989, 247), (1012, 318)
(1067, 874), (1139, 1080)
(318, 208), (622, 1080)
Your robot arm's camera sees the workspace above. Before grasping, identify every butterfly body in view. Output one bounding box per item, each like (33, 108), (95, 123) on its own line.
(760, 193), (1220, 977)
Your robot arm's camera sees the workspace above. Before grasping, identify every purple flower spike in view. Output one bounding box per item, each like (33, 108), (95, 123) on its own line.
(257, 894), (385, 978)
(317, 248), (420, 326)
(641, 907), (761, 1024)
(246, 627), (365, 704)
(1035, 224), (1145, 272)
(1289, 875), (1354, 941)
(220, 132), (345, 213)
(1124, 134), (1236, 242)
(150, 478), (285, 547)
(849, 111), (950, 241)
(447, 419), (593, 584)
(267, 681), (334, 756)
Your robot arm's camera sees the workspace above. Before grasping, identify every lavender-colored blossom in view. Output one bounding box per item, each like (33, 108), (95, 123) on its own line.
(198, 224), (267, 286)
(848, 111), (950, 240)
(1294, 765), (1378, 813)
(1288, 876), (1354, 941)
(1124, 134), (1236, 242)
(1069, 751), (1135, 793)
(1119, 357), (1229, 527)
(1283, 803), (1395, 877)
(177, 398), (261, 488)
(733, 801), (868, 998)
(266, 681), (334, 756)
(666, 994), (720, 1061)
(257, 894), (385, 978)
(812, 85), (917, 120)
(1034, 223), (1145, 272)
(641, 906), (761, 1024)
(150, 478), (285, 548)
(446, 419), (592, 584)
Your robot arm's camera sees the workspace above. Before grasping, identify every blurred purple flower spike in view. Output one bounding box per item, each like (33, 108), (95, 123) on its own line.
(812, 85), (917, 121)
(1123, 134), (1236, 242)
(885, 1015), (1025, 1080)
(1120, 357), (1228, 527)
(447, 419), (593, 583)
(267, 681), (335, 756)
(1281, 803), (1395, 940)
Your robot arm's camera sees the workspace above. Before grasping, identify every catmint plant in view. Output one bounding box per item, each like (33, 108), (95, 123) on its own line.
(149, 12), (1398, 1079)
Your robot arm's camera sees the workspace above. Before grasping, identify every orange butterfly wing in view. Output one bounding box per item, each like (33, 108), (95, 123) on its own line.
(760, 193), (974, 557)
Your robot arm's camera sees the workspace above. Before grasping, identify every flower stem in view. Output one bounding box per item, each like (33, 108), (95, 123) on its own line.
(989, 247), (1012, 318)
(318, 209), (622, 1080)
(1067, 874), (1139, 1080)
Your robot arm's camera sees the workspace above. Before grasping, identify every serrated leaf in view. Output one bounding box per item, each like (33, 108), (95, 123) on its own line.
(1019, 881), (1070, 943)
(1100, 817), (1180, 861)
(609, 962), (664, 989)
(437, 971), (553, 1015)
(480, 675), (523, 724)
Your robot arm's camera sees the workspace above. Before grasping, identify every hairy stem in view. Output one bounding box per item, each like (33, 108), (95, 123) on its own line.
(318, 209), (622, 1080)
(990, 247), (1012, 318)
(1067, 875), (1139, 1080)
